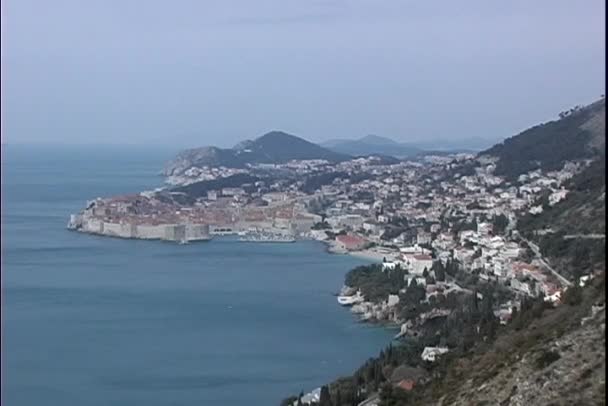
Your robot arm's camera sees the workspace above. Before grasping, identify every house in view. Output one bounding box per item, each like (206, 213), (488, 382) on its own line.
(335, 234), (369, 251)
(328, 214), (365, 229)
(416, 230), (432, 245)
(477, 222), (493, 235)
(549, 189), (568, 206)
(399, 244), (430, 255)
(403, 254), (433, 275)
(421, 347), (449, 362)
(222, 187), (245, 196)
(363, 221), (383, 234)
(387, 294), (400, 307)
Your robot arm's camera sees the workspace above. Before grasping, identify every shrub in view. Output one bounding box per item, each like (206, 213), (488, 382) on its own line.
(535, 349), (561, 369)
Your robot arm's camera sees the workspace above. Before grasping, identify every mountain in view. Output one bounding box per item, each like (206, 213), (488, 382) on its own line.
(321, 135), (423, 157)
(321, 135), (498, 158)
(412, 136), (501, 151)
(481, 98), (606, 180)
(163, 131), (350, 175)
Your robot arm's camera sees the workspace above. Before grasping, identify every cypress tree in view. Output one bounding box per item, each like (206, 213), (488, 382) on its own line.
(319, 385), (332, 406)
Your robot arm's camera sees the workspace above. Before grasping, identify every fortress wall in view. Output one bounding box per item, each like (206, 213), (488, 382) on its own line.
(82, 218), (104, 233)
(74, 218), (212, 241)
(119, 223), (136, 238)
(135, 224), (166, 239)
(185, 224), (210, 240)
(163, 224), (186, 241)
(103, 222), (127, 237)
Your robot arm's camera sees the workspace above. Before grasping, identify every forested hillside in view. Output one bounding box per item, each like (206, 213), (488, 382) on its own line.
(482, 98), (605, 180)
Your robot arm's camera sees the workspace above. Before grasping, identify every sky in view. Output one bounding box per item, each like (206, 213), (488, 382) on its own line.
(1, 0), (605, 148)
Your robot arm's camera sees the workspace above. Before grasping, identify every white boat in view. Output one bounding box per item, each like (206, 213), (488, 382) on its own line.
(337, 292), (364, 306)
(178, 238), (189, 245)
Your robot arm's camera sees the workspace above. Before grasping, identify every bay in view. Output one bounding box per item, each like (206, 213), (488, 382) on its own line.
(1, 144), (393, 406)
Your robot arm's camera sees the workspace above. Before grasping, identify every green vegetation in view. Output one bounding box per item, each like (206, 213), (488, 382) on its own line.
(492, 214), (509, 235)
(169, 131), (351, 171)
(345, 264), (408, 303)
(535, 349), (561, 369)
(483, 99), (605, 180)
(172, 173), (260, 199)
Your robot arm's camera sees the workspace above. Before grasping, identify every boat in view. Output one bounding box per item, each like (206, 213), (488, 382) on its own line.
(337, 292), (364, 306)
(178, 238), (189, 245)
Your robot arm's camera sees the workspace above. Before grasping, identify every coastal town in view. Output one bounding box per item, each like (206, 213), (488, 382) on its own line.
(67, 143), (601, 406)
(69, 149), (593, 313)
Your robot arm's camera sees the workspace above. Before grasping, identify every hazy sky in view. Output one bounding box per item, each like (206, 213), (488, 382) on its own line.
(1, 0), (605, 147)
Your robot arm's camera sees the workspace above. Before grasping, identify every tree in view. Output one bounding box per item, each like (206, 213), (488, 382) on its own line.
(379, 382), (410, 406)
(319, 385), (332, 406)
(492, 214), (509, 235)
(563, 284), (583, 306)
(334, 389), (342, 406)
(435, 264), (446, 282)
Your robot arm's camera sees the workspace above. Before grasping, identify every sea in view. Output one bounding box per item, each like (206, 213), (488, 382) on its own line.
(1, 144), (394, 406)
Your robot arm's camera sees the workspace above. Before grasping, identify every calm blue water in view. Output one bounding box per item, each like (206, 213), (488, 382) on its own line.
(1, 145), (393, 406)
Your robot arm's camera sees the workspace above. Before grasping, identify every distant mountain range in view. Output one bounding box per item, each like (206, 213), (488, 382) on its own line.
(320, 135), (423, 157)
(321, 134), (499, 157)
(163, 130), (505, 176)
(163, 131), (350, 175)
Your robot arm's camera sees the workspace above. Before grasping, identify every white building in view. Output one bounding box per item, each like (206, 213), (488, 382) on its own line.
(421, 347), (449, 362)
(403, 254), (433, 275)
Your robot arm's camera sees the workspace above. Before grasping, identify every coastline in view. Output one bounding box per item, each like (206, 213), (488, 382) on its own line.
(320, 238), (388, 263)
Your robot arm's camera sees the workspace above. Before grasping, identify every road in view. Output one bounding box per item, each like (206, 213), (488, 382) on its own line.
(357, 394), (380, 406)
(563, 234), (605, 240)
(515, 232), (572, 287)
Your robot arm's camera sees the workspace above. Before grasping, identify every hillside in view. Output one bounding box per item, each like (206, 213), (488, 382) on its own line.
(410, 276), (605, 406)
(163, 131), (350, 175)
(281, 97), (605, 406)
(481, 97), (606, 180)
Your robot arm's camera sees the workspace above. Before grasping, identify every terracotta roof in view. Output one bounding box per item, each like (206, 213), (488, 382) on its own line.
(413, 254), (432, 261)
(396, 379), (415, 391)
(336, 234), (366, 245)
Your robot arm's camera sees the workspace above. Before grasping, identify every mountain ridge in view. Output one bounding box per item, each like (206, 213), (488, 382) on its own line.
(481, 97), (605, 180)
(163, 131), (350, 176)
(321, 135), (500, 157)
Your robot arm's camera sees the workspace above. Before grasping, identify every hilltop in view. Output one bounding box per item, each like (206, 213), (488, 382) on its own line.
(163, 131), (350, 175)
(481, 97), (605, 180)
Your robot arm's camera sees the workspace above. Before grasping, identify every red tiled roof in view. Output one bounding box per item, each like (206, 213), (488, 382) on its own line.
(336, 234), (367, 245)
(397, 379), (415, 391)
(413, 254), (432, 261)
